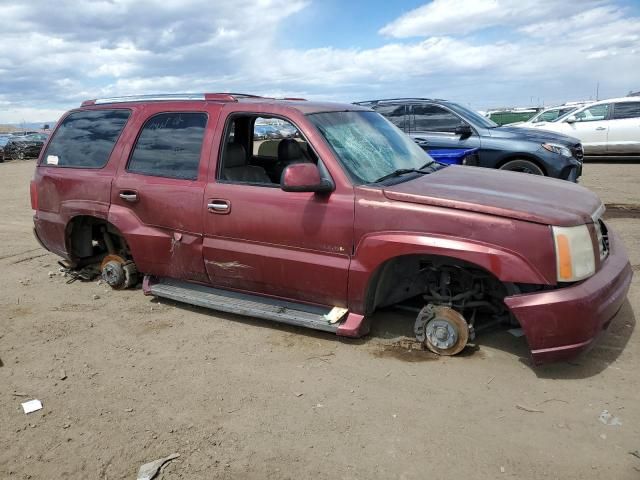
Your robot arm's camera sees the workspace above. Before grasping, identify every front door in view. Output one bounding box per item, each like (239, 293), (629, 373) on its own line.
(408, 104), (481, 155)
(202, 110), (354, 307)
(564, 103), (611, 155)
(110, 108), (216, 283)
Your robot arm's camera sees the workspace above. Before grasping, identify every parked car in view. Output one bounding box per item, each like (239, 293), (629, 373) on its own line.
(427, 147), (479, 165)
(507, 103), (586, 126)
(532, 97), (640, 159)
(9, 130), (39, 137)
(254, 124), (281, 140)
(0, 135), (10, 162)
(485, 108), (539, 125)
(4, 133), (48, 160)
(356, 98), (584, 181)
(31, 93), (632, 364)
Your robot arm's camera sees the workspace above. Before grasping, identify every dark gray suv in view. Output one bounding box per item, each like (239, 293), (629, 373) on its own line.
(355, 98), (584, 182)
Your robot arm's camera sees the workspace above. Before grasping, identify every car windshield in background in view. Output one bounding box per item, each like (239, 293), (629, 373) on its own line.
(308, 110), (434, 184)
(446, 102), (498, 128)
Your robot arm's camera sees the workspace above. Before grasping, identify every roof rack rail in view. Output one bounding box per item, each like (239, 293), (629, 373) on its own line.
(81, 92), (265, 107)
(354, 97), (446, 106)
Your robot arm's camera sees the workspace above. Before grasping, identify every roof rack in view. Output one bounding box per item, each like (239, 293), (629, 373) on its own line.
(81, 92), (264, 107)
(354, 97), (444, 106)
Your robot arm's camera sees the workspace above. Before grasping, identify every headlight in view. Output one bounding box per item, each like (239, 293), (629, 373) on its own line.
(542, 143), (572, 157)
(552, 225), (595, 282)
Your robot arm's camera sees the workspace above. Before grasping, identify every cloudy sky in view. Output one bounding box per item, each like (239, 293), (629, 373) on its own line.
(1, 0), (639, 123)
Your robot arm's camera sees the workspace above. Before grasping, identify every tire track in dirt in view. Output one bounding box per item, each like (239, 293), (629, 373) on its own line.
(604, 203), (640, 219)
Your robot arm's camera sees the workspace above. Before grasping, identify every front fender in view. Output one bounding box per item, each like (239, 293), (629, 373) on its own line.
(347, 232), (551, 314)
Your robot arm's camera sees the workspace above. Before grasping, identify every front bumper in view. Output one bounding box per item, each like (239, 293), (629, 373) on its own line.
(504, 230), (632, 365)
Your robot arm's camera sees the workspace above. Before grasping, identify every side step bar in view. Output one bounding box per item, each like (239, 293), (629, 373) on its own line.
(146, 277), (341, 333)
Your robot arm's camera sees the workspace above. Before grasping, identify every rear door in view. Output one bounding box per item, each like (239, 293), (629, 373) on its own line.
(408, 104), (481, 153)
(109, 105), (219, 282)
(607, 101), (640, 155)
(564, 103), (611, 154)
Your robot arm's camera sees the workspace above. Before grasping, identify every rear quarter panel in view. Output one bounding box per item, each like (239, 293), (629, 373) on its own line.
(33, 108), (133, 258)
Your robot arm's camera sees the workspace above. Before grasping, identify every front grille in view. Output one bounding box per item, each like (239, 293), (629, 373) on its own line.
(595, 218), (609, 260)
(572, 143), (584, 161)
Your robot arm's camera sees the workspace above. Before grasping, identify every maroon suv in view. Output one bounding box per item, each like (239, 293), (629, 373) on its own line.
(31, 93), (632, 364)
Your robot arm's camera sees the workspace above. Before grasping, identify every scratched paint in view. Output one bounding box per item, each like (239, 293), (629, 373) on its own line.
(205, 260), (253, 270)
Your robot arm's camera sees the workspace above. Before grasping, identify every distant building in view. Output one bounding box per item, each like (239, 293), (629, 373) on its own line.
(0, 125), (20, 134)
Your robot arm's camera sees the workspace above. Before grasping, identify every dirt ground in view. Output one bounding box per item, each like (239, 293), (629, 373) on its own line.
(1, 160), (639, 480)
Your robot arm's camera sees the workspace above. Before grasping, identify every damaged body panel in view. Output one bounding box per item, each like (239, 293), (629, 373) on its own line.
(31, 93), (633, 365)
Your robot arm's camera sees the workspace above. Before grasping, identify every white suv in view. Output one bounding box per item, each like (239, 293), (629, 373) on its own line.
(534, 97), (640, 159)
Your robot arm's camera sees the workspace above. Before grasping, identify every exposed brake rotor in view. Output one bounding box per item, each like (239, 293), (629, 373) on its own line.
(414, 304), (470, 356)
(100, 254), (138, 289)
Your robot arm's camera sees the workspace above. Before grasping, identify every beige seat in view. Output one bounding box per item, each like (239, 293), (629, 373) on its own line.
(222, 143), (271, 183)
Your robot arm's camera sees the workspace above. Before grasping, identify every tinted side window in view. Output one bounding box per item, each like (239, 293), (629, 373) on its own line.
(412, 105), (465, 132)
(373, 105), (406, 130)
(43, 109), (130, 167)
(128, 112), (207, 180)
(612, 102), (640, 120)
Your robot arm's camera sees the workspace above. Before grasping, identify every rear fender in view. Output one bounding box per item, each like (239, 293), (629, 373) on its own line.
(107, 205), (207, 282)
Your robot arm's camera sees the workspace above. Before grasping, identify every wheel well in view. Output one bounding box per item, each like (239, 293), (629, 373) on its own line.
(497, 155), (547, 175)
(65, 216), (131, 267)
(363, 254), (512, 318)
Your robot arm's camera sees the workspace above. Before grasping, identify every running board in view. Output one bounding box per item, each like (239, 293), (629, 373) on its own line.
(147, 277), (340, 333)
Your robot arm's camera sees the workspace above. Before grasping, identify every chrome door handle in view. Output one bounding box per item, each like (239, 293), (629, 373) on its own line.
(207, 199), (231, 214)
(595, 127), (606, 131)
(119, 192), (138, 202)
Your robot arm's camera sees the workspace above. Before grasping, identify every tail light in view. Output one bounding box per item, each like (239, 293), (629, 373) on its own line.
(30, 180), (38, 210)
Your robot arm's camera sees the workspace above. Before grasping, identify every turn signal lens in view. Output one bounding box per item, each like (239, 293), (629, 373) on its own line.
(555, 234), (573, 280)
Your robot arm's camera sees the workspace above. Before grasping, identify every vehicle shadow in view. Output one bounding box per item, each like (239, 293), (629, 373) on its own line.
(149, 297), (634, 377)
(370, 300), (636, 378)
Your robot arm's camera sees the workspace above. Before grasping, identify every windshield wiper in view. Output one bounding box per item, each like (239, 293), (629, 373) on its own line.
(418, 160), (436, 170)
(371, 168), (425, 184)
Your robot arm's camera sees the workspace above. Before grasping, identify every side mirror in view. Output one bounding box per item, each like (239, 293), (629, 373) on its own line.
(565, 115), (577, 124)
(281, 163), (334, 193)
(454, 125), (473, 137)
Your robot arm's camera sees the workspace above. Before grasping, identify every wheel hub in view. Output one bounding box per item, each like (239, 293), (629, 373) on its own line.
(426, 319), (458, 350)
(102, 261), (126, 287)
(100, 254), (138, 289)
(414, 304), (470, 356)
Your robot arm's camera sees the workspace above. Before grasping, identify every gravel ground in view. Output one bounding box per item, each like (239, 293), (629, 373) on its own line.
(1, 160), (639, 479)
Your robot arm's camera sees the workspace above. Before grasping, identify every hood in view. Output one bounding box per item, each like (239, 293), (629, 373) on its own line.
(382, 166), (601, 226)
(489, 125), (579, 145)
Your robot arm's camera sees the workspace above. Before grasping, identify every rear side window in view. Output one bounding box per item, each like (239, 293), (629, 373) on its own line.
(612, 102), (640, 120)
(412, 105), (466, 132)
(127, 112), (207, 180)
(373, 105), (406, 130)
(43, 109), (130, 168)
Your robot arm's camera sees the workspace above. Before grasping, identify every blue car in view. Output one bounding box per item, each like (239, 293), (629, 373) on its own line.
(355, 98), (584, 182)
(427, 148), (478, 166)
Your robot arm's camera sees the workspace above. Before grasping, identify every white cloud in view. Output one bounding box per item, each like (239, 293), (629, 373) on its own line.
(379, 0), (604, 37)
(0, 0), (638, 122)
